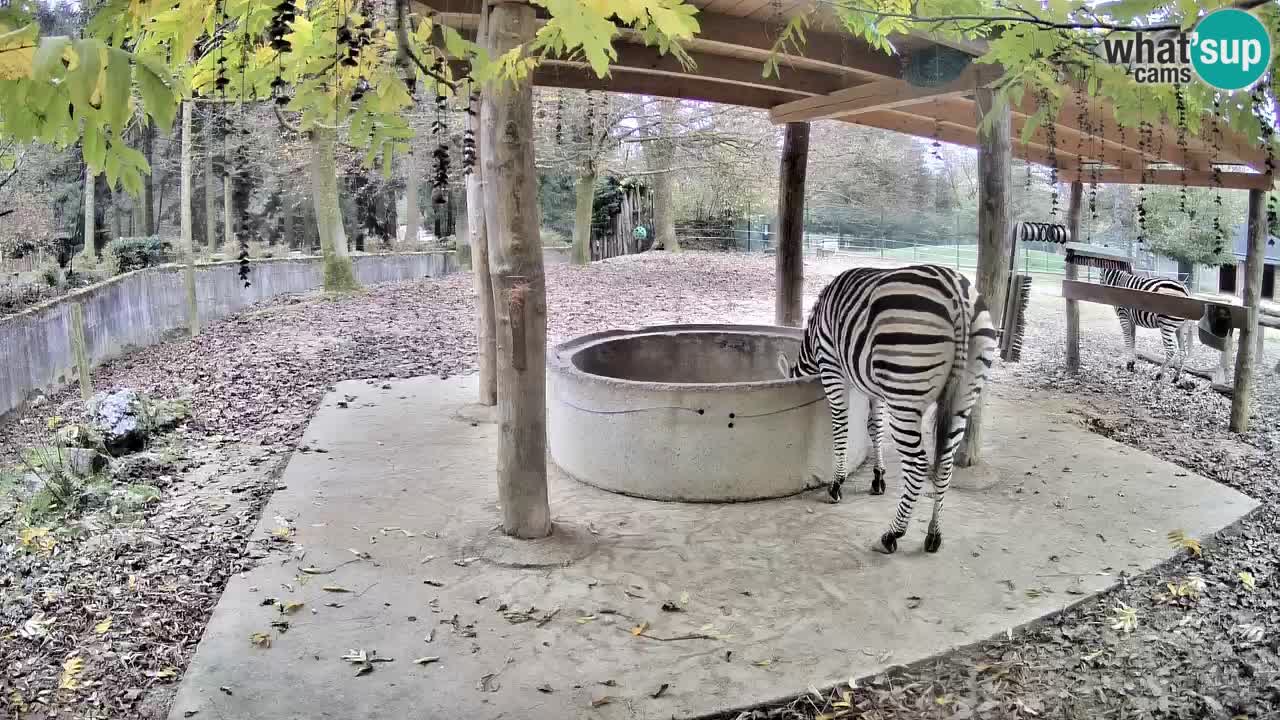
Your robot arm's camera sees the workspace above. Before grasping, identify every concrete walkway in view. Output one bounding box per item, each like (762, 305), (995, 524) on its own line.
(169, 376), (1256, 720)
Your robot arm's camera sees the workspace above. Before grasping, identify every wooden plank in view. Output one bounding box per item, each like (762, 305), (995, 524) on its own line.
(775, 122), (809, 327)
(852, 110), (1082, 170)
(1061, 279), (1249, 328)
(532, 64), (796, 109)
(1231, 189), (1267, 432)
(769, 64), (1000, 124)
(1134, 350), (1233, 396)
(1060, 168), (1275, 191)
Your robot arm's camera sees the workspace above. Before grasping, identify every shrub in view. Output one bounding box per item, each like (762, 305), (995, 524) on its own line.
(107, 236), (173, 275)
(540, 228), (569, 246)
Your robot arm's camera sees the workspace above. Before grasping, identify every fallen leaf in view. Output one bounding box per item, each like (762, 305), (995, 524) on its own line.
(754, 659), (771, 667)
(537, 683), (554, 693)
(279, 600), (304, 614)
(651, 682), (670, 699)
(424, 629), (435, 643)
(631, 621), (649, 636)
(679, 591), (690, 605)
(250, 632), (272, 648)
(218, 686), (233, 696)
(599, 679), (618, 687)
(454, 556), (481, 567)
(576, 615), (596, 624)
(1239, 571), (1256, 591)
(414, 656), (441, 665)
(94, 618), (112, 634)
(424, 579), (444, 587)
(271, 620), (290, 633)
(58, 657), (85, 690)
(906, 595), (922, 608)
(660, 601), (684, 612)
(591, 696), (613, 708)
(322, 586), (351, 593)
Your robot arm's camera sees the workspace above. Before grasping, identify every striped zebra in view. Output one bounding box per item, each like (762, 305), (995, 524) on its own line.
(777, 264), (998, 554)
(1098, 269), (1196, 381)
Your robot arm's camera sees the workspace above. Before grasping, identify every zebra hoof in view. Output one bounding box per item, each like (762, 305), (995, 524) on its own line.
(924, 532), (943, 553)
(870, 469), (885, 495)
(878, 531), (901, 554)
(828, 482), (843, 503)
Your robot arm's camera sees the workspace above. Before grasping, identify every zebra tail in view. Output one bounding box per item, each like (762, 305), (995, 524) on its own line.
(931, 294), (973, 480)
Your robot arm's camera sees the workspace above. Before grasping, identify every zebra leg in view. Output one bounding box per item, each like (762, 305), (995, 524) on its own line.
(1120, 311), (1138, 371)
(820, 367), (850, 503)
(1173, 321), (1192, 381)
(1154, 323), (1178, 381)
(868, 397), (887, 495)
(878, 405), (928, 554)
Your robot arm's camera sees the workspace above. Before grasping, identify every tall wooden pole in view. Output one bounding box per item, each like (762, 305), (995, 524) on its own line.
(1230, 189), (1267, 432)
(481, 0), (551, 539)
(181, 100), (199, 336)
(468, 1), (497, 406)
(957, 87), (1010, 468)
(83, 168), (97, 266)
(774, 121), (809, 327)
(1064, 180), (1084, 373)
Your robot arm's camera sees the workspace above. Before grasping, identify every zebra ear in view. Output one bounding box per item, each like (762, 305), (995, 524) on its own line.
(777, 352), (791, 377)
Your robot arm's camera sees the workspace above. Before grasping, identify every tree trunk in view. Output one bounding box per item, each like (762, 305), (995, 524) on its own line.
(142, 124), (155, 236)
(468, 42), (497, 406)
(481, 0), (551, 539)
(957, 87), (1010, 468)
(571, 167), (595, 265)
(223, 173), (234, 255)
(284, 200), (295, 250)
(309, 126), (359, 291)
(83, 168), (97, 265)
(111, 189), (124, 241)
(403, 147), (419, 249)
(180, 101), (199, 336)
(646, 100), (679, 252)
(775, 121), (809, 327)
(1064, 180), (1083, 373)
(204, 112), (217, 251)
(1230, 189), (1267, 432)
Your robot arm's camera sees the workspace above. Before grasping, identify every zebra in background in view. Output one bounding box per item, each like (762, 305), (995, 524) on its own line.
(1098, 268), (1197, 381)
(777, 264), (999, 555)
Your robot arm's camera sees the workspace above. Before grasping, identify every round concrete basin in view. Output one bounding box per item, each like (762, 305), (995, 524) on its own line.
(548, 324), (869, 502)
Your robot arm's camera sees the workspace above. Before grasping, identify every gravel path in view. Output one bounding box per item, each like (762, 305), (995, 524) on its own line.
(3, 251), (1278, 719)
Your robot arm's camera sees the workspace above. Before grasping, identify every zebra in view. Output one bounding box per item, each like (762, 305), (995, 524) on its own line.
(777, 264), (999, 554)
(1098, 268), (1197, 381)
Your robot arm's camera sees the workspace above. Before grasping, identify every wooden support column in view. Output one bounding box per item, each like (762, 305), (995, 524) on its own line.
(180, 100), (199, 336)
(1064, 180), (1083, 373)
(1230, 189), (1267, 432)
(480, 0), (551, 539)
(774, 121), (809, 327)
(468, 2), (496, 406)
(957, 88), (1010, 468)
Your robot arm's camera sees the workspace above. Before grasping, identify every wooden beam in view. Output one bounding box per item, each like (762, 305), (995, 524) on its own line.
(1230, 189), (1267, 432)
(1134, 350), (1233, 395)
(1059, 168), (1275, 191)
(957, 87), (1010, 469)
(532, 64), (797, 109)
(850, 109), (1083, 170)
(770, 64), (1000, 124)
(1061, 279), (1249, 327)
(775, 122), (809, 327)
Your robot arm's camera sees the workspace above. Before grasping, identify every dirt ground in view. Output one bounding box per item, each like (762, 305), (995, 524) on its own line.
(2, 251), (1278, 720)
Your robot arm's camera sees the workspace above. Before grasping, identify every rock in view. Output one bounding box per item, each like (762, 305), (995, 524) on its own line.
(85, 390), (191, 455)
(62, 447), (108, 478)
(56, 423), (105, 451)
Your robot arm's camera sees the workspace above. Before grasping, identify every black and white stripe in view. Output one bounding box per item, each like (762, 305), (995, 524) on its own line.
(1098, 268), (1195, 380)
(778, 264), (999, 555)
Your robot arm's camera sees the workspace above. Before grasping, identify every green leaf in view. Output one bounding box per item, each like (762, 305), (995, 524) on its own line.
(84, 125), (107, 170)
(104, 47), (132, 137)
(0, 21), (38, 80)
(135, 54), (176, 132)
(69, 38), (103, 111)
(31, 36), (71, 82)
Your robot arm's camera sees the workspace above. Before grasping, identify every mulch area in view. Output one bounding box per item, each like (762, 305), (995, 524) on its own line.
(3, 252), (1278, 719)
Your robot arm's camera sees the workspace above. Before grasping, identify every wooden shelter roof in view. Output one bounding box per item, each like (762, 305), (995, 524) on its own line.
(417, 0), (1274, 190)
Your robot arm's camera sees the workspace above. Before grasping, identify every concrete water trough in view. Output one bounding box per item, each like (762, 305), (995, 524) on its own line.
(548, 323), (869, 501)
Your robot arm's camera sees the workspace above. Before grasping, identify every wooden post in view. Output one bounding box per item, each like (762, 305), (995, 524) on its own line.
(468, 3), (497, 407)
(957, 87), (1010, 467)
(180, 100), (200, 336)
(774, 121), (809, 327)
(1064, 180), (1083, 373)
(480, 0), (551, 539)
(1230, 189), (1267, 432)
(69, 303), (92, 403)
(203, 111), (217, 250)
(404, 147), (419, 249)
(223, 173), (234, 254)
(83, 168), (97, 265)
